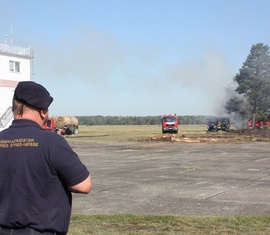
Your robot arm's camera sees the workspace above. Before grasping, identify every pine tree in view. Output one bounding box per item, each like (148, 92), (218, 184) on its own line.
(234, 43), (270, 126)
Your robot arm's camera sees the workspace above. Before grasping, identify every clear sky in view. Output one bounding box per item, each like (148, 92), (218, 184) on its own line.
(1, 0), (269, 116)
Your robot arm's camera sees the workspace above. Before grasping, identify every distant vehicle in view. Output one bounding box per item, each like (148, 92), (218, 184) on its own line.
(43, 116), (79, 135)
(207, 117), (230, 132)
(248, 119), (270, 129)
(161, 114), (178, 134)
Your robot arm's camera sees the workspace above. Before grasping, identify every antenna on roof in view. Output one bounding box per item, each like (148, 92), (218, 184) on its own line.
(5, 34), (8, 46)
(10, 24), (13, 45)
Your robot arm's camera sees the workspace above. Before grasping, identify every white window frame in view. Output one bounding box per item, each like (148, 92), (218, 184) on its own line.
(9, 60), (20, 72)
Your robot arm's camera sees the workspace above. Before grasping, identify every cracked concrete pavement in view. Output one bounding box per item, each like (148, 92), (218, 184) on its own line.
(71, 141), (270, 217)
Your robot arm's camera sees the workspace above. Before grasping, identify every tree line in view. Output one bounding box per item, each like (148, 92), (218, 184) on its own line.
(76, 115), (208, 125)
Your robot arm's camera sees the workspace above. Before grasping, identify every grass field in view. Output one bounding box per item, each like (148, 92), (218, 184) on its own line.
(66, 125), (164, 143)
(67, 125), (270, 234)
(65, 124), (270, 144)
(65, 124), (227, 143)
(69, 214), (270, 235)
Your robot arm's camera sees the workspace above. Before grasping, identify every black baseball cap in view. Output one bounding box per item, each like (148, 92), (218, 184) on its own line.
(14, 81), (53, 110)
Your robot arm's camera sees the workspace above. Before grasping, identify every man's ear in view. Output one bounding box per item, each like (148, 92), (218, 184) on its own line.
(40, 109), (48, 119)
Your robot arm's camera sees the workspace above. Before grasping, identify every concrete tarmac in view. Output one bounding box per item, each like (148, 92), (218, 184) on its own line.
(71, 141), (270, 217)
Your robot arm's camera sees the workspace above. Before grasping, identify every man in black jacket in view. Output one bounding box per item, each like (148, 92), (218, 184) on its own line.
(0, 81), (91, 235)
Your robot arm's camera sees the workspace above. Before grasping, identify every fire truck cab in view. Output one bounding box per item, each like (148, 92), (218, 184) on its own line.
(161, 114), (178, 134)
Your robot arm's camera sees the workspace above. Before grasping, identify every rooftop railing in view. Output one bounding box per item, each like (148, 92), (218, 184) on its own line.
(0, 43), (33, 57)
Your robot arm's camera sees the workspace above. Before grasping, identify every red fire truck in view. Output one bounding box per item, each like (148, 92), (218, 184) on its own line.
(161, 114), (178, 134)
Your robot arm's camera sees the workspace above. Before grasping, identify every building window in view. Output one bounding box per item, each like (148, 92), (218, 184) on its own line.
(9, 61), (20, 72)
